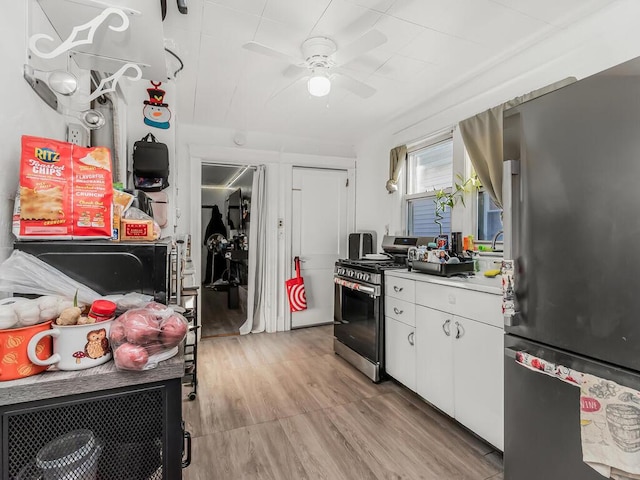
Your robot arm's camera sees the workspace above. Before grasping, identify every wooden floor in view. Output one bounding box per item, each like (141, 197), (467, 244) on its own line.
(182, 325), (503, 480)
(200, 286), (248, 337)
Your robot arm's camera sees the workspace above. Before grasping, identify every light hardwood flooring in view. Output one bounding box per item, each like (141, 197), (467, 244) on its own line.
(200, 286), (248, 337)
(182, 325), (503, 480)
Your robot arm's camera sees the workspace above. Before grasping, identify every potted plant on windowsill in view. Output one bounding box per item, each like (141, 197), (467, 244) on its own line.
(434, 173), (481, 236)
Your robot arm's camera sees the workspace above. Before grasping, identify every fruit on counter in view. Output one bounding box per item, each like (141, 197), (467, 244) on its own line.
(122, 310), (160, 344)
(56, 306), (82, 325)
(114, 343), (149, 370)
(484, 269), (501, 278)
(159, 314), (188, 348)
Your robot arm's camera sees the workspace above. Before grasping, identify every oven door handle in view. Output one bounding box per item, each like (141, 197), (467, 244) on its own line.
(334, 277), (378, 296)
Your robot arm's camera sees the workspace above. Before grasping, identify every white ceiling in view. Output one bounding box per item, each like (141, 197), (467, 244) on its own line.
(163, 0), (616, 145)
(201, 164), (254, 191)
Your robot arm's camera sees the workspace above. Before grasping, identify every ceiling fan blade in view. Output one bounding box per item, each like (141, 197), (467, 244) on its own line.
(266, 75), (308, 104)
(283, 64), (307, 78)
(333, 71), (377, 98)
(335, 30), (387, 66)
(242, 41), (305, 66)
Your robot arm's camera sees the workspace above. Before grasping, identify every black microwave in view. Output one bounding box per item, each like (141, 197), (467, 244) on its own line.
(14, 239), (172, 304)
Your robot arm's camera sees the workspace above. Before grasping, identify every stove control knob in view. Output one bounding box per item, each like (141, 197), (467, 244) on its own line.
(363, 274), (370, 282)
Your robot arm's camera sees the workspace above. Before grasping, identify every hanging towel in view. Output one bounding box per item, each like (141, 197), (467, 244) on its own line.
(515, 351), (582, 386)
(581, 373), (640, 479)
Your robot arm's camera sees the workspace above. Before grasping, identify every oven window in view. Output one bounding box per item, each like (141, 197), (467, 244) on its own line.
(336, 287), (378, 362)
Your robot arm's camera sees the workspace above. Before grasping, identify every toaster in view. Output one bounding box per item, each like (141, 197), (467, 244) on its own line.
(348, 232), (377, 260)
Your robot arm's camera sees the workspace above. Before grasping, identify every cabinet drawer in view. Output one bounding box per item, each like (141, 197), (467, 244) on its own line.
(385, 276), (415, 302)
(385, 297), (415, 327)
(415, 282), (502, 327)
(456, 290), (502, 328)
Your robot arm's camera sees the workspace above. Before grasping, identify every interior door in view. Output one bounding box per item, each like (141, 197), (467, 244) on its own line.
(291, 167), (348, 328)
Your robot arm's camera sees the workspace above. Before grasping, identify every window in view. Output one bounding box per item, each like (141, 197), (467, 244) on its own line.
(406, 138), (453, 237)
(477, 190), (502, 241)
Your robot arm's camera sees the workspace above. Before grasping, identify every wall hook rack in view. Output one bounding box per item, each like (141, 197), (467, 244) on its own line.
(28, 6), (133, 60)
(86, 63), (142, 102)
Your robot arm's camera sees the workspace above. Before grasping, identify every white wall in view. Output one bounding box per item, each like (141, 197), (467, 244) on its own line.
(355, 0), (640, 242)
(0, 3), (67, 262)
(120, 79), (177, 236)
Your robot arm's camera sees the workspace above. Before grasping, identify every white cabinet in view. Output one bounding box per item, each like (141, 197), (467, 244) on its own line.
(415, 305), (503, 449)
(452, 316), (504, 450)
(385, 272), (504, 450)
(385, 276), (415, 303)
(415, 306), (454, 417)
(385, 276), (416, 390)
(385, 316), (416, 391)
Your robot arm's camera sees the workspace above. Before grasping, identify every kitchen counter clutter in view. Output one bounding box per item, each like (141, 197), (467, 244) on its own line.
(0, 348), (184, 406)
(384, 268), (504, 450)
(0, 349), (186, 479)
(389, 268), (502, 295)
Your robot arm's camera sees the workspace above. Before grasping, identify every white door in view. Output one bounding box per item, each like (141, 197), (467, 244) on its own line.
(453, 317), (504, 450)
(416, 306), (455, 417)
(291, 168), (348, 328)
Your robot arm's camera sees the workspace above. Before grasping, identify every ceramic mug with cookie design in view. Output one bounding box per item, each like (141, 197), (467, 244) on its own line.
(27, 320), (114, 371)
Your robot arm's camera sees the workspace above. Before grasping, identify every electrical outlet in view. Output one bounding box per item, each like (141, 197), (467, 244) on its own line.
(67, 123), (87, 146)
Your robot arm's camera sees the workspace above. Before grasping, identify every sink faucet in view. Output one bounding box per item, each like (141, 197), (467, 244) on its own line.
(492, 230), (504, 252)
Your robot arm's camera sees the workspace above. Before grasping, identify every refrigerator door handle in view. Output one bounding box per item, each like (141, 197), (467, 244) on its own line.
(502, 159), (520, 261)
(505, 346), (519, 359)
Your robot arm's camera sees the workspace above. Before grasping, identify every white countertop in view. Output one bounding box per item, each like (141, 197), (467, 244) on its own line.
(386, 268), (502, 295)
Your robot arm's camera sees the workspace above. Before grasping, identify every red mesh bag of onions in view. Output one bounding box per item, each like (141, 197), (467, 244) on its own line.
(110, 303), (188, 371)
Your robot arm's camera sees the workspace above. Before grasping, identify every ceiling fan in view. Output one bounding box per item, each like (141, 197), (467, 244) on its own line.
(242, 29), (387, 99)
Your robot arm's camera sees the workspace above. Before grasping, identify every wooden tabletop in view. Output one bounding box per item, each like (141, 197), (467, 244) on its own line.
(0, 352), (184, 406)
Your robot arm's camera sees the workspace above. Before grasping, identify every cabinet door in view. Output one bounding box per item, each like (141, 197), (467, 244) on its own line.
(385, 316), (416, 391)
(453, 317), (504, 450)
(415, 306), (454, 417)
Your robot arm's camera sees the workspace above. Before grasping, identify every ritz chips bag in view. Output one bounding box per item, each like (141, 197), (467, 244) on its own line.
(15, 136), (113, 239)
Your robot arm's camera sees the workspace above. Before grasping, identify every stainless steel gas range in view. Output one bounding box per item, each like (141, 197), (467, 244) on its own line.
(333, 235), (432, 382)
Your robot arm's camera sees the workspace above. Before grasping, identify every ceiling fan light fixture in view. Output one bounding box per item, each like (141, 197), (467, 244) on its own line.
(308, 70), (331, 97)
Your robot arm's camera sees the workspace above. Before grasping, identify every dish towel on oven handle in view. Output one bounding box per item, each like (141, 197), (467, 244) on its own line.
(515, 352), (640, 479)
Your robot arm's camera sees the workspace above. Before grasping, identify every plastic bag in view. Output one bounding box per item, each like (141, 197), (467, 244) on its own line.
(114, 292), (154, 311)
(0, 251), (100, 305)
(110, 303), (188, 371)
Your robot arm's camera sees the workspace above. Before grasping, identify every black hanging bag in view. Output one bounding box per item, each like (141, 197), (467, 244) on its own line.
(133, 133), (170, 191)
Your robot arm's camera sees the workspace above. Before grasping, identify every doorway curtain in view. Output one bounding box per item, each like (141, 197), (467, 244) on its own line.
(241, 165), (267, 334)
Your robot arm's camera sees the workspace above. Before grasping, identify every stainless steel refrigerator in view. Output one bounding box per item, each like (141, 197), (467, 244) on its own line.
(503, 56), (640, 479)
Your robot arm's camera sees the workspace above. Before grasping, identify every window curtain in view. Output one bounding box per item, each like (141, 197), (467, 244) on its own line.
(241, 165), (267, 334)
(459, 77), (576, 208)
(386, 145), (407, 193)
